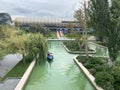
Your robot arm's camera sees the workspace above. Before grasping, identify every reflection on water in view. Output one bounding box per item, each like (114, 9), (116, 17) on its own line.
(24, 41), (95, 90)
(47, 59), (53, 67)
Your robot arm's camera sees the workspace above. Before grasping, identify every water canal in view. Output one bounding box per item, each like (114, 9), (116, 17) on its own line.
(24, 41), (95, 90)
(88, 42), (109, 57)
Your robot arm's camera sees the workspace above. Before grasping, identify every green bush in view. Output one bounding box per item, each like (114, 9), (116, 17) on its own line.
(77, 56), (120, 90)
(90, 59), (104, 65)
(95, 71), (114, 90)
(65, 33), (76, 38)
(89, 68), (96, 76)
(94, 64), (109, 72)
(63, 41), (79, 51)
(112, 66), (120, 90)
(86, 64), (95, 69)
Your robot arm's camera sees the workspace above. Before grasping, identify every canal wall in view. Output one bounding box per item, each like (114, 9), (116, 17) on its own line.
(62, 44), (95, 54)
(62, 42), (103, 90)
(73, 56), (103, 90)
(15, 60), (36, 90)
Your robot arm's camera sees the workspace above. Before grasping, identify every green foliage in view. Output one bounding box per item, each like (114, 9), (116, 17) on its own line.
(77, 56), (120, 89)
(48, 32), (57, 39)
(25, 33), (48, 64)
(89, 0), (120, 64)
(110, 0), (120, 20)
(1, 60), (30, 81)
(63, 41), (84, 51)
(74, 1), (89, 58)
(0, 25), (19, 59)
(0, 26), (47, 64)
(28, 24), (51, 37)
(65, 33), (76, 38)
(112, 66), (120, 90)
(95, 71), (114, 90)
(88, 0), (110, 41)
(107, 0), (120, 63)
(89, 68), (96, 76)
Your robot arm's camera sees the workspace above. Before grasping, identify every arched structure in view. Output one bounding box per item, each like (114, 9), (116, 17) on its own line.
(0, 13), (12, 25)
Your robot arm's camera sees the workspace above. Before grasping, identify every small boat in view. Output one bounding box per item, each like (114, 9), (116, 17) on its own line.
(47, 52), (53, 60)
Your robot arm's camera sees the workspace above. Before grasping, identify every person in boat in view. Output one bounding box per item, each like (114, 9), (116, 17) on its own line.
(47, 52), (53, 60)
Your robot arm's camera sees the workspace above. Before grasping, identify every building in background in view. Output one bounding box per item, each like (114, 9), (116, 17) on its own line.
(0, 13), (12, 25)
(14, 17), (82, 34)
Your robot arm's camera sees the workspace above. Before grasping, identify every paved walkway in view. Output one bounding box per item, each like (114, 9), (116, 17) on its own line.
(0, 78), (20, 90)
(0, 54), (22, 90)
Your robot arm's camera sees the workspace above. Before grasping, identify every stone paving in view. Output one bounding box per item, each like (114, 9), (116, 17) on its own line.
(0, 54), (22, 90)
(0, 78), (20, 90)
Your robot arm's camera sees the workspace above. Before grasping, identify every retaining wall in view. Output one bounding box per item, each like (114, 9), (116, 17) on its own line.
(15, 60), (36, 90)
(73, 56), (103, 90)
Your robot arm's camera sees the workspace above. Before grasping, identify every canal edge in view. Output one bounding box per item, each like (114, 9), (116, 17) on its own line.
(15, 60), (36, 90)
(62, 43), (96, 54)
(73, 56), (103, 90)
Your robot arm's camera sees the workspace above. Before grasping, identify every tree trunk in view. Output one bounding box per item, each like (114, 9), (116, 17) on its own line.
(22, 54), (25, 64)
(84, 1), (89, 58)
(85, 30), (89, 58)
(78, 41), (81, 50)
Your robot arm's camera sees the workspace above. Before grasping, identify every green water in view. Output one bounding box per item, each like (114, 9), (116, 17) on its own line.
(88, 42), (109, 57)
(24, 41), (95, 90)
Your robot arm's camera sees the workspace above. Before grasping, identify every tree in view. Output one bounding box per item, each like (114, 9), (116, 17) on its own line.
(74, 1), (89, 58)
(88, 0), (110, 42)
(0, 26), (28, 63)
(89, 0), (120, 66)
(28, 24), (51, 38)
(25, 33), (47, 64)
(0, 26), (47, 64)
(107, 0), (120, 66)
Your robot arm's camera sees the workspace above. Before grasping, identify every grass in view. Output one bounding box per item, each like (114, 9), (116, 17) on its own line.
(49, 33), (57, 39)
(0, 60), (30, 81)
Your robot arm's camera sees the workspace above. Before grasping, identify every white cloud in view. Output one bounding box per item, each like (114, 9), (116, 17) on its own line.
(0, 0), (81, 19)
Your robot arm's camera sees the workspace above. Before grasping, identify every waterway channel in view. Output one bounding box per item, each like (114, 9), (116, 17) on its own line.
(24, 41), (95, 90)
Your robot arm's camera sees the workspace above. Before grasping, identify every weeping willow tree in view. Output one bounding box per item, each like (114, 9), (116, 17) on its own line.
(0, 25), (48, 64)
(0, 25), (19, 60)
(25, 34), (48, 64)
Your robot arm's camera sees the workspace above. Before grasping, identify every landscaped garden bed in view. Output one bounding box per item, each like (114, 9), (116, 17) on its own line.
(63, 41), (95, 54)
(63, 40), (120, 90)
(77, 56), (120, 90)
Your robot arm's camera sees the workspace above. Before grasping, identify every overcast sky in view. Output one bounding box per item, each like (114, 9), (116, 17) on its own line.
(0, 0), (83, 19)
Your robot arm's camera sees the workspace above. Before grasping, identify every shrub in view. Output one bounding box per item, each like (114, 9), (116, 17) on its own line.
(77, 56), (120, 90)
(86, 64), (95, 69)
(95, 71), (114, 90)
(89, 68), (96, 76)
(77, 57), (87, 63)
(63, 41), (79, 51)
(91, 59), (103, 65)
(112, 66), (120, 90)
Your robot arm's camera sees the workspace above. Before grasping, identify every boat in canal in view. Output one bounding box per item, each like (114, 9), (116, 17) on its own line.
(47, 52), (53, 60)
